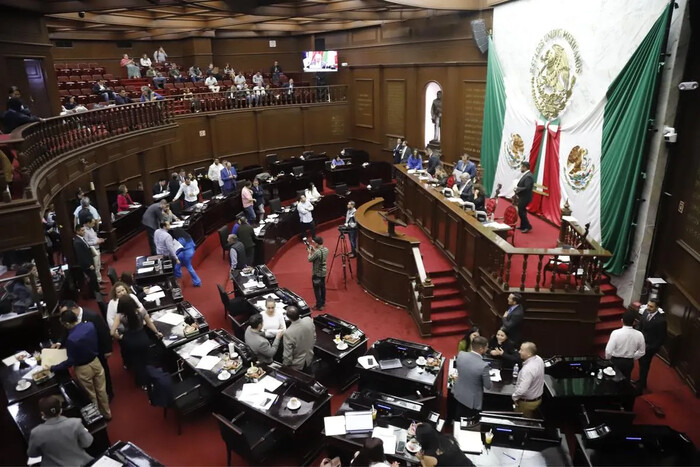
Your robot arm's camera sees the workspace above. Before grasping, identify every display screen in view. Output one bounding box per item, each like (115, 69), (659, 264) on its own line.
(302, 50), (338, 72)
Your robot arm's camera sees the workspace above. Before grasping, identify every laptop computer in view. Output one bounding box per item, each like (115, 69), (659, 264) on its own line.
(344, 410), (374, 433)
(379, 358), (402, 370)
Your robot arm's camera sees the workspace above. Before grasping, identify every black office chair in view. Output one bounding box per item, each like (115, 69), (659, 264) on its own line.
(213, 412), (279, 466)
(269, 198), (281, 213)
(302, 150), (314, 157)
(292, 166), (304, 177)
(317, 152), (327, 159)
(218, 225), (231, 260)
(217, 283), (247, 323)
(324, 161), (333, 171)
(368, 178), (382, 190)
(107, 267), (118, 285)
(146, 364), (212, 435)
(201, 190), (213, 201)
(265, 154), (278, 167)
(296, 189), (306, 199)
(170, 200), (182, 217)
(335, 183), (350, 196)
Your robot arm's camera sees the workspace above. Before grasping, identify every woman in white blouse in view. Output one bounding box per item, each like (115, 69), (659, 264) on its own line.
(305, 182), (322, 202)
(261, 297), (286, 338)
(107, 282), (145, 330)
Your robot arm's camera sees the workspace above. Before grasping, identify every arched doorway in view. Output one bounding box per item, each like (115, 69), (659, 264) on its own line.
(424, 81), (442, 148)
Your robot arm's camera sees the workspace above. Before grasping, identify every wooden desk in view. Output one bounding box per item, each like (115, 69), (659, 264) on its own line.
(134, 256), (174, 285)
(113, 205), (146, 247)
(230, 267), (278, 299)
(0, 353), (68, 405)
(355, 197), (421, 309)
(140, 280), (183, 314)
(446, 357), (517, 418)
(7, 380), (111, 457)
(221, 363), (331, 465)
(395, 165), (611, 354)
(172, 329), (252, 390)
(326, 164), (361, 188)
(269, 155), (329, 177)
(312, 314), (368, 390)
(150, 302), (209, 350)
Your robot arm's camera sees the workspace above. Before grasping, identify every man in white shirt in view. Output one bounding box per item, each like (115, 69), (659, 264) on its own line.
(173, 177), (200, 209)
(204, 74), (220, 92)
(83, 218), (105, 283)
(251, 84), (266, 105)
(605, 309), (645, 379)
(297, 194), (315, 240)
(252, 72), (264, 86)
(73, 198), (100, 229)
(154, 222), (181, 264)
(234, 73), (246, 90)
(207, 158), (223, 195)
(512, 341), (545, 418)
(139, 54), (152, 68)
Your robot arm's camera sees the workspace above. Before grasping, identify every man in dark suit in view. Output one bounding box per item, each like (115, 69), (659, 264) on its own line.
(152, 177), (168, 196)
(282, 78), (295, 102)
(72, 224), (102, 296)
(635, 299), (667, 391)
(453, 336), (492, 421)
(57, 300), (114, 399)
(141, 199), (167, 255)
(392, 138), (404, 164)
(502, 292), (525, 345)
(92, 80), (115, 103)
(426, 147), (441, 176)
(515, 161), (534, 233)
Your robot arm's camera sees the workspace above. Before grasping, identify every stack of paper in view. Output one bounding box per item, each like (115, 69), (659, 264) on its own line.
(357, 355), (379, 369)
(148, 285), (163, 293)
(156, 312), (185, 326)
(41, 348), (67, 367)
(238, 383), (277, 410)
(447, 197), (467, 205)
(3, 351), (30, 366)
(453, 421), (483, 453)
(144, 291), (166, 302)
(137, 267), (154, 274)
(324, 416), (347, 436)
(258, 376), (283, 392)
(195, 355), (220, 370)
(190, 339), (219, 357)
(371, 427), (397, 455)
(489, 368), (502, 382)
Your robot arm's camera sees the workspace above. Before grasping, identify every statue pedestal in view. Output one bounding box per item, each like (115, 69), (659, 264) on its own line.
(427, 140), (441, 152)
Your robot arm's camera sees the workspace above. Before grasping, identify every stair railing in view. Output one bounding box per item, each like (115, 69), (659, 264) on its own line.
(409, 245), (433, 336)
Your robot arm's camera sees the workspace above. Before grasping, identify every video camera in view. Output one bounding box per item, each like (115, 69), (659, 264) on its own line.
(338, 224), (351, 234)
(302, 237), (312, 248)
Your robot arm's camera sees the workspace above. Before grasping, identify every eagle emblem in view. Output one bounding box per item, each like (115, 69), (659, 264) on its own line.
(504, 133), (525, 169)
(564, 145), (595, 192)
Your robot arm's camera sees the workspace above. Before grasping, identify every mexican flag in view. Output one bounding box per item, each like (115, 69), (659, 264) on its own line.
(481, 0), (672, 274)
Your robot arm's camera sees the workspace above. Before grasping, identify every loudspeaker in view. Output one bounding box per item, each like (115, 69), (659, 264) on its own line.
(471, 19), (488, 54)
(314, 37), (325, 51)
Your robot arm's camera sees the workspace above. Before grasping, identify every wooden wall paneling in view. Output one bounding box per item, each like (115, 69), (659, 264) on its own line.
(354, 78), (375, 129)
(384, 79), (406, 138)
(301, 104), (350, 147)
(462, 80), (487, 160)
(168, 115), (213, 167)
(212, 37), (307, 74)
(435, 204), (448, 251)
(257, 107), (304, 152)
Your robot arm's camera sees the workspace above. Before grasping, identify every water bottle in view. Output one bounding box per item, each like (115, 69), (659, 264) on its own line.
(512, 364), (520, 380)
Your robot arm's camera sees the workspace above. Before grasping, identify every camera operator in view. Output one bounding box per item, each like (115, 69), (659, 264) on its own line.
(344, 201), (357, 257)
(307, 236), (328, 311)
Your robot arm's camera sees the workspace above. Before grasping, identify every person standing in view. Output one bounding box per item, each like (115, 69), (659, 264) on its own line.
(83, 217), (105, 284)
(207, 158), (223, 195)
(252, 178), (265, 222)
(58, 301), (114, 401)
(241, 181), (256, 223)
(345, 201), (357, 257)
(502, 292), (525, 345)
(426, 148), (441, 176)
(47, 310), (111, 419)
(27, 396), (94, 466)
(154, 221), (182, 267)
(605, 309), (645, 380)
(220, 161), (237, 196)
(512, 342), (544, 418)
(283, 307), (316, 372)
(308, 236), (328, 311)
(452, 336), (491, 420)
(514, 161), (534, 233)
(236, 217), (256, 266)
(392, 138), (404, 165)
(170, 227), (202, 287)
(297, 194), (315, 240)
(142, 200), (167, 255)
(228, 234), (248, 272)
(153, 46), (167, 63)
(73, 224), (102, 297)
(635, 299), (667, 391)
(172, 177), (200, 210)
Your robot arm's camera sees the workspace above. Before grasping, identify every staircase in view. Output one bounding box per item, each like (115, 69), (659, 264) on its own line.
(593, 274), (626, 354)
(428, 270), (471, 337)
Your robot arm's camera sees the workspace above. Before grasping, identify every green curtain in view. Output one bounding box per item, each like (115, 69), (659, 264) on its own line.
(601, 3), (671, 274)
(480, 37), (507, 194)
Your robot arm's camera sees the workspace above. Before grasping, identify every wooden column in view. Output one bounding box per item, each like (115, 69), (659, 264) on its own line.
(31, 244), (57, 314)
(138, 151), (153, 205)
(92, 167), (117, 258)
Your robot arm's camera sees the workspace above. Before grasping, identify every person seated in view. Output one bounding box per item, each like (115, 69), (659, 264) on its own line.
(140, 86), (163, 102)
(282, 78), (295, 99)
(244, 313), (283, 364)
(139, 53), (152, 69)
(161, 205), (179, 224)
(457, 326), (481, 353)
(27, 395), (94, 466)
(106, 281), (145, 330)
(116, 184), (134, 213)
(415, 423), (473, 467)
(453, 153), (477, 179)
(60, 96), (88, 115)
(331, 154), (345, 168)
(252, 71), (264, 86)
(153, 177), (168, 196)
(407, 149), (423, 170)
(92, 79), (116, 103)
(114, 89), (133, 105)
(305, 182), (322, 202)
(486, 327), (520, 368)
(223, 63), (233, 78)
(234, 72), (246, 90)
(188, 65), (203, 82)
(3, 98), (40, 132)
(168, 63), (184, 82)
(151, 70), (167, 90)
(261, 298), (286, 338)
(119, 272), (149, 302)
(473, 184), (486, 212)
(9, 265), (36, 314)
(204, 73), (220, 93)
(120, 54), (141, 78)
(431, 165), (449, 187)
(251, 84), (266, 105)
(350, 437), (398, 466)
(455, 173), (474, 202)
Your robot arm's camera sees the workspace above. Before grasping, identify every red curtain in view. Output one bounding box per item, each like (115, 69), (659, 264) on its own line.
(526, 123), (546, 214)
(539, 124), (562, 224)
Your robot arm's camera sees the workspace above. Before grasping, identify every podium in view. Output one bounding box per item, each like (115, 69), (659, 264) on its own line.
(378, 211), (407, 237)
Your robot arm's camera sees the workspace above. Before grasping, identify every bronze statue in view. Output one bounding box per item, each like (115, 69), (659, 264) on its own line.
(431, 90), (442, 142)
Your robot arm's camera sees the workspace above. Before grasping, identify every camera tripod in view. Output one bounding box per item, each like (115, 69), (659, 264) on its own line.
(328, 229), (354, 289)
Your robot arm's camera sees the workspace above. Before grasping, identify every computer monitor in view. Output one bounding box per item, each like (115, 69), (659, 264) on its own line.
(292, 166), (304, 177)
(265, 154), (278, 166)
(303, 150), (314, 157)
(269, 198), (281, 213)
(201, 190), (213, 200)
(324, 161), (333, 171)
(369, 178), (382, 190)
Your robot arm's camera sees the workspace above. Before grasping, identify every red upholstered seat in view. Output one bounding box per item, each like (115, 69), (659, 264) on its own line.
(69, 89), (81, 96)
(503, 205), (518, 245)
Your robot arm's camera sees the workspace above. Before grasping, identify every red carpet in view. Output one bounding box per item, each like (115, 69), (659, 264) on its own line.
(64, 222), (700, 465)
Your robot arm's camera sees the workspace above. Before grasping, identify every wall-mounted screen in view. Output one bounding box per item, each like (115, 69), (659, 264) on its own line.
(302, 51), (338, 72)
